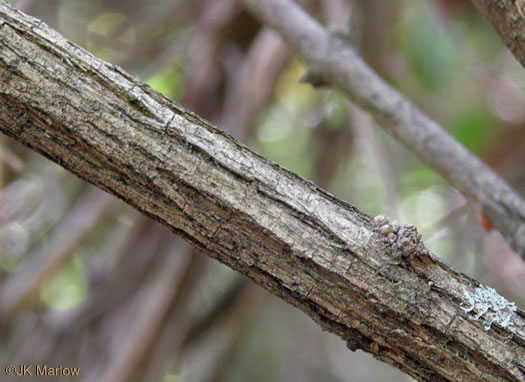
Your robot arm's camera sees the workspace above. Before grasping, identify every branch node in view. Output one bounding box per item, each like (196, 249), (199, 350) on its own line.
(299, 67), (331, 88)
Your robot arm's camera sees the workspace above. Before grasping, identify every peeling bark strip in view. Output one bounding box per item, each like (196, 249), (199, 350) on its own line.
(470, 0), (525, 69)
(240, 0), (525, 260)
(0, 4), (524, 381)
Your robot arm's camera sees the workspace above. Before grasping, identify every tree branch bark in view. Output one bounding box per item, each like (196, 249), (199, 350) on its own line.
(0, 3), (523, 381)
(470, 0), (525, 69)
(239, 0), (525, 260)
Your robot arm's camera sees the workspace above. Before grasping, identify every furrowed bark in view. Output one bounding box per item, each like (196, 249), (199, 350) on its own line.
(0, 4), (524, 381)
(240, 0), (525, 260)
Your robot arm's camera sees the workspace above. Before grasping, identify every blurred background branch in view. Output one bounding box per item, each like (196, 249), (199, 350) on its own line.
(240, 0), (525, 260)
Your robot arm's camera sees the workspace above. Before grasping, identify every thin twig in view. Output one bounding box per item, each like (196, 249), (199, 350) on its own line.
(240, 0), (525, 258)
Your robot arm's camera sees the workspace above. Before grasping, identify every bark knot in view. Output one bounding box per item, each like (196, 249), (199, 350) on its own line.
(372, 214), (430, 260)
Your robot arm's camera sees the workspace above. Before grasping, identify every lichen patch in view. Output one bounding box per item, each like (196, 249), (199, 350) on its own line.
(460, 285), (518, 331)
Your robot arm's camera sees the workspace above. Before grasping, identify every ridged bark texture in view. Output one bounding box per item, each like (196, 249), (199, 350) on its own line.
(0, 4), (523, 381)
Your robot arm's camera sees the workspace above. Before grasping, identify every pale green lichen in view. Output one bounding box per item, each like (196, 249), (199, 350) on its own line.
(460, 285), (518, 331)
